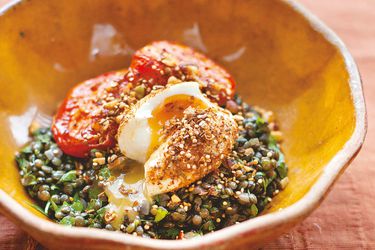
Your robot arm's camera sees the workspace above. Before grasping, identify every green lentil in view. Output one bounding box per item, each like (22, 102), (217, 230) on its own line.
(192, 215), (202, 226)
(75, 216), (86, 227)
(61, 206), (71, 214)
(134, 85), (145, 99)
(16, 95), (287, 240)
(37, 190), (50, 201)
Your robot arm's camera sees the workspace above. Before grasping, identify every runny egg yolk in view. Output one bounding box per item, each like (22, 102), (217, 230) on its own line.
(111, 82), (218, 230)
(104, 160), (146, 230)
(147, 94), (208, 158)
(117, 81), (213, 164)
(106, 95), (207, 229)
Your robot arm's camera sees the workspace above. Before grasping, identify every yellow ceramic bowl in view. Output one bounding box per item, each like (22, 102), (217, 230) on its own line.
(0, 0), (366, 249)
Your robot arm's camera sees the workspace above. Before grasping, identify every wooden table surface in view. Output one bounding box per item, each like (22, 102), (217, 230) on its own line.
(1, 0), (374, 249)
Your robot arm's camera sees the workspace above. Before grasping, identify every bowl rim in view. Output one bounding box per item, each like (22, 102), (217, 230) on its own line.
(0, 0), (367, 249)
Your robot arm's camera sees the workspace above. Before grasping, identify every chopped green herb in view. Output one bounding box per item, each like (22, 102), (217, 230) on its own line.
(58, 170), (77, 183)
(21, 145), (32, 154)
(268, 135), (288, 178)
(88, 184), (102, 199)
(206, 221), (215, 231)
(26, 201), (47, 216)
(163, 228), (180, 238)
(60, 216), (75, 226)
(50, 199), (59, 211)
(255, 116), (265, 126)
(16, 157), (29, 173)
(99, 167), (111, 179)
(96, 207), (106, 217)
(21, 174), (37, 186)
(71, 200), (84, 212)
(276, 162), (288, 179)
(33, 129), (52, 143)
(86, 199), (95, 211)
(250, 204), (258, 216)
(154, 207), (168, 222)
(154, 195), (161, 204)
(44, 201), (51, 214)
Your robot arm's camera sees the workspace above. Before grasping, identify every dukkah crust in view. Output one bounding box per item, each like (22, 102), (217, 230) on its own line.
(145, 106), (238, 196)
(130, 41), (236, 106)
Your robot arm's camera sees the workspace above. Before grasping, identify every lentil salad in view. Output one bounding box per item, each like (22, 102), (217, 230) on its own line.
(15, 41), (288, 239)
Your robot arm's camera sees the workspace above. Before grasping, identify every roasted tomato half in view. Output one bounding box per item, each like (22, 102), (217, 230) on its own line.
(52, 41), (236, 157)
(129, 41), (236, 106)
(52, 70), (130, 158)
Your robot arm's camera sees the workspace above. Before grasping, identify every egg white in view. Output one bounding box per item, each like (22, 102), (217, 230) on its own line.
(117, 81), (212, 163)
(116, 81), (237, 196)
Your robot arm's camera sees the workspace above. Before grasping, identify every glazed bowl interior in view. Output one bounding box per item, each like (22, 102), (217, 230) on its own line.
(0, 0), (360, 248)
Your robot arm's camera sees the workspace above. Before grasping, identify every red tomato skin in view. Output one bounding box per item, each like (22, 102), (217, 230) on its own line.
(52, 41), (237, 157)
(130, 41), (236, 106)
(52, 70), (128, 158)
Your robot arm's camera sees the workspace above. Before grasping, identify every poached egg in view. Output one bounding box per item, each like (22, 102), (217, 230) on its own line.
(117, 82), (238, 196)
(105, 82), (238, 229)
(118, 82), (211, 163)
